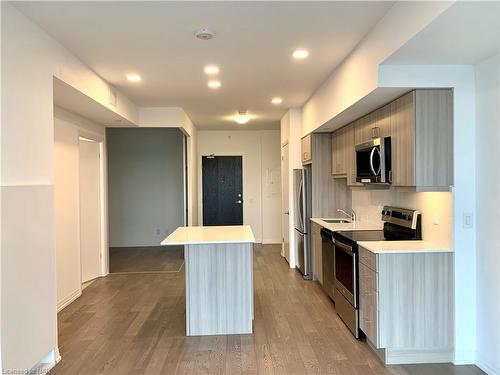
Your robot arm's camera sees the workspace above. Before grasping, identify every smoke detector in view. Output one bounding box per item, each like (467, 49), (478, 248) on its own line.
(195, 28), (216, 40)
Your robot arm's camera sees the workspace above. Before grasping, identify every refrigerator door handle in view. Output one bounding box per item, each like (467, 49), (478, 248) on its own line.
(298, 182), (304, 229)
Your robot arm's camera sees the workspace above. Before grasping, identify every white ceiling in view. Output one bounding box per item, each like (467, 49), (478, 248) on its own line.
(15, 1), (394, 130)
(384, 1), (500, 65)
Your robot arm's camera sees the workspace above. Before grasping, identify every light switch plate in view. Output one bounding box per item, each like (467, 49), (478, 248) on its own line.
(463, 212), (473, 228)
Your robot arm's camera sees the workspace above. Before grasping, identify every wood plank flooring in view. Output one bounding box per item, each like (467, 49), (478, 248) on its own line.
(109, 246), (184, 273)
(51, 244), (484, 375)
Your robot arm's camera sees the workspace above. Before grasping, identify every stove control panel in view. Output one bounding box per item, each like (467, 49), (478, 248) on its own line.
(381, 206), (421, 230)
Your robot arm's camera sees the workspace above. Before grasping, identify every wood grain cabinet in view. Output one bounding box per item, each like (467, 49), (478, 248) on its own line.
(311, 222), (322, 284)
(358, 246), (454, 364)
(331, 125), (348, 176)
(301, 134), (312, 165)
(391, 89), (453, 190)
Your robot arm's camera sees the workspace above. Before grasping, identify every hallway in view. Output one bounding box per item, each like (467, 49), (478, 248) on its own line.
(51, 245), (483, 375)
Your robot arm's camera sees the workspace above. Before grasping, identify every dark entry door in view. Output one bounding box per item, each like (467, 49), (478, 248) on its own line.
(202, 156), (243, 226)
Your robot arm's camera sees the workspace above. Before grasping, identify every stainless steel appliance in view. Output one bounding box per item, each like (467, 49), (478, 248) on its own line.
(293, 167), (312, 279)
(321, 206), (421, 338)
(355, 137), (392, 184)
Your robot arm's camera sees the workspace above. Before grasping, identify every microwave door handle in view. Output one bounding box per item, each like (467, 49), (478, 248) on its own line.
(369, 147), (382, 176)
(369, 147), (377, 176)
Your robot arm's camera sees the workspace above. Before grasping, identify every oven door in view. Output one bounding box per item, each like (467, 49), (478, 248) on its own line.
(334, 239), (357, 308)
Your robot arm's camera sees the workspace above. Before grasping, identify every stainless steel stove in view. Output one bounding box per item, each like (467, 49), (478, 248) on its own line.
(321, 206), (421, 338)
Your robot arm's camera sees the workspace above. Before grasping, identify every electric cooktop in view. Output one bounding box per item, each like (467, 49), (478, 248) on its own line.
(333, 230), (385, 245)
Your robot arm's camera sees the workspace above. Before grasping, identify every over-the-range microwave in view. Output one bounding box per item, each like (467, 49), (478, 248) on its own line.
(355, 137), (392, 184)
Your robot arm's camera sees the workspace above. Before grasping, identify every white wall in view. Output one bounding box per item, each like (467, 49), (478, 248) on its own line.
(475, 53), (500, 375)
(0, 3), (138, 369)
(107, 128), (185, 247)
(281, 109), (303, 268)
(53, 107), (107, 310)
(352, 190), (452, 247)
(197, 130), (281, 243)
(261, 131), (282, 244)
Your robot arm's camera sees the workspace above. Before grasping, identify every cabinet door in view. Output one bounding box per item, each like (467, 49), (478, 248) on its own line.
(332, 127), (347, 176)
(391, 92), (415, 186)
(344, 123), (361, 186)
(355, 112), (377, 144)
(311, 223), (323, 284)
(375, 103), (391, 139)
(359, 261), (379, 346)
(301, 134), (312, 164)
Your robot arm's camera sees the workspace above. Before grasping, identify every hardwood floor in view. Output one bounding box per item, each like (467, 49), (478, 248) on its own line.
(109, 246), (184, 273)
(51, 244), (484, 375)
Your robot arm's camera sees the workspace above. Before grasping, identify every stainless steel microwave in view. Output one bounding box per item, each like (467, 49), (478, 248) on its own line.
(355, 137), (392, 184)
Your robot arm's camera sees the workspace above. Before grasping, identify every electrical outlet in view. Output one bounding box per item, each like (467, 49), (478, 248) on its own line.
(463, 213), (473, 228)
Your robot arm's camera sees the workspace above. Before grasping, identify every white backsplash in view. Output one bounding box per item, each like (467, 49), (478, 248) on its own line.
(351, 189), (452, 248)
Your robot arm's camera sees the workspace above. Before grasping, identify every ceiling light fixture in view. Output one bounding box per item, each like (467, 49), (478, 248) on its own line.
(292, 49), (309, 60)
(235, 111), (250, 125)
(207, 80), (221, 89)
(204, 65), (219, 75)
(271, 97), (283, 104)
(126, 73), (142, 82)
(195, 28), (216, 40)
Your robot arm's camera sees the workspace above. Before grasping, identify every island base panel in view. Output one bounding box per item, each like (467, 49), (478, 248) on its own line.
(185, 242), (253, 336)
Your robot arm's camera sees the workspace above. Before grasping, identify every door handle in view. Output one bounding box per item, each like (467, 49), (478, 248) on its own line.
(236, 200), (242, 204)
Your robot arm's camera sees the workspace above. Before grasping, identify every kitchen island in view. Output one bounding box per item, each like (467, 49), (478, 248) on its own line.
(161, 225), (255, 336)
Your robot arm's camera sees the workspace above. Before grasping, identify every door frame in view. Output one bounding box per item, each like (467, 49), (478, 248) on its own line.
(198, 152), (246, 227)
(78, 132), (107, 279)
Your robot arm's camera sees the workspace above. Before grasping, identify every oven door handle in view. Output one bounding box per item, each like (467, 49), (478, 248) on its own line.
(332, 238), (354, 255)
(369, 147), (381, 176)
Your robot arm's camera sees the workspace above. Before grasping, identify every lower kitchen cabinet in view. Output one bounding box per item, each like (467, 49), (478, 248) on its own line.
(358, 246), (454, 364)
(311, 222), (322, 284)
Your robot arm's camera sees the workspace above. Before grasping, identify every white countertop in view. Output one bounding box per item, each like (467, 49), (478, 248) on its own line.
(161, 225), (255, 246)
(357, 240), (452, 254)
(311, 218), (451, 254)
(310, 218), (383, 232)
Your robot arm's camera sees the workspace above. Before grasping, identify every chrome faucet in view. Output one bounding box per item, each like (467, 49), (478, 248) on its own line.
(337, 208), (356, 222)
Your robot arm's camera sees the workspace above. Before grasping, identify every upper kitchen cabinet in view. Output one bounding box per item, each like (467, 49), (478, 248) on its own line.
(355, 105), (391, 144)
(331, 125), (348, 176)
(301, 134), (312, 165)
(332, 123), (360, 186)
(391, 89), (453, 190)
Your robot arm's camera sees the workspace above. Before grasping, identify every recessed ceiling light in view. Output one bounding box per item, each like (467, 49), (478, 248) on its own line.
(271, 97), (283, 104)
(207, 80), (221, 89)
(126, 73), (142, 82)
(235, 111), (250, 125)
(204, 65), (219, 75)
(292, 49), (309, 60)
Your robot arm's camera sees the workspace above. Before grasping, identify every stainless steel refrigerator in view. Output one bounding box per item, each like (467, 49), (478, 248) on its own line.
(293, 166), (312, 279)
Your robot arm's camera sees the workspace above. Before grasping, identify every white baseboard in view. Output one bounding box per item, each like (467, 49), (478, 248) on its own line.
(262, 239), (282, 244)
(476, 358), (500, 375)
(453, 350), (476, 365)
(57, 288), (82, 312)
(32, 348), (60, 373)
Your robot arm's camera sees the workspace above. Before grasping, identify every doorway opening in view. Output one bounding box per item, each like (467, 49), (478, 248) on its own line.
(106, 128), (185, 274)
(202, 155), (243, 226)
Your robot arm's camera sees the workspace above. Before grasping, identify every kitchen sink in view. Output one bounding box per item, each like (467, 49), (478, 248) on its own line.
(322, 219), (350, 224)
